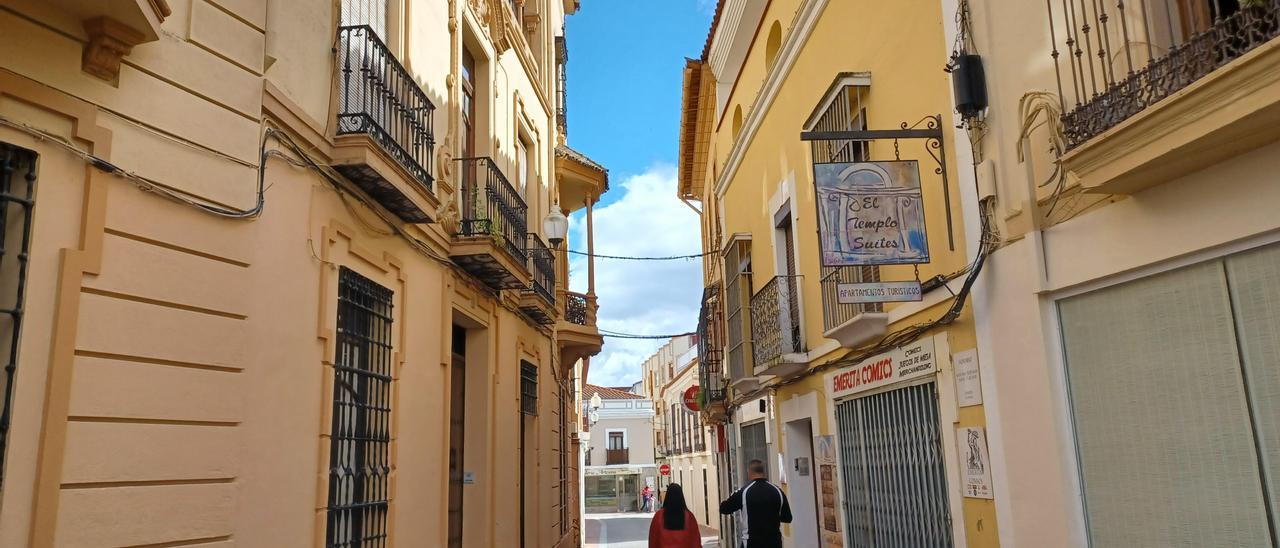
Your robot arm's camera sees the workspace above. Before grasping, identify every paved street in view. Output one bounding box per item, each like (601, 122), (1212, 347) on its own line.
(584, 512), (719, 547)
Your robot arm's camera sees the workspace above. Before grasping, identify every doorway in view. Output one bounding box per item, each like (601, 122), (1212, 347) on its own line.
(447, 326), (467, 548)
(784, 418), (821, 548)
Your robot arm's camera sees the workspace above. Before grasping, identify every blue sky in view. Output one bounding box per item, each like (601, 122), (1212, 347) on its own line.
(565, 0), (715, 206)
(564, 1), (714, 387)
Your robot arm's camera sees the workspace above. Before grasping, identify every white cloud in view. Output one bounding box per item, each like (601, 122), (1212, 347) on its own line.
(568, 164), (703, 387)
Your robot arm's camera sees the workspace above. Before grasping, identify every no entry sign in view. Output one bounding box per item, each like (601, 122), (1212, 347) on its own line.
(683, 386), (701, 412)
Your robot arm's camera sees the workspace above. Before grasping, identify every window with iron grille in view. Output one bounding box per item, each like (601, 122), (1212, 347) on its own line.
(0, 143), (36, 489)
(327, 267), (394, 548)
(811, 86), (882, 329)
(558, 382), (568, 534)
(520, 361), (538, 416)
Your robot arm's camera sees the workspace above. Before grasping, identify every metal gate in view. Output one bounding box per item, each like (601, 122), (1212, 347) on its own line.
(836, 382), (952, 548)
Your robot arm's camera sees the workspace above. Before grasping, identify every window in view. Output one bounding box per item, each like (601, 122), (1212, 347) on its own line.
(520, 361), (537, 416)
(732, 106), (744, 142)
(740, 421), (768, 480)
(608, 431), (625, 450)
(724, 238), (754, 380)
(0, 143), (36, 489)
(1060, 246), (1280, 546)
(558, 382), (568, 534)
(327, 267), (394, 548)
(514, 135), (533, 197)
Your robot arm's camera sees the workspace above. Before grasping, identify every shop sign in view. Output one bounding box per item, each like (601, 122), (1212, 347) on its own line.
(953, 349), (983, 407)
(958, 427), (994, 499)
(836, 280), (923, 304)
(826, 338), (936, 399)
(683, 386), (700, 412)
(814, 160), (930, 267)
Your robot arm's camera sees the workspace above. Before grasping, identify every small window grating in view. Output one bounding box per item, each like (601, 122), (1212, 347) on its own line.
(0, 143), (36, 489)
(520, 361), (538, 416)
(327, 267), (394, 548)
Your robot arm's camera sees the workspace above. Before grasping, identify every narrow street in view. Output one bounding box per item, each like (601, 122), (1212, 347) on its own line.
(584, 513), (720, 548)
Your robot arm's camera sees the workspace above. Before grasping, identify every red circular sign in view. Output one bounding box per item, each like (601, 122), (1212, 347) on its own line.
(683, 386), (701, 412)
(659, 464), (671, 476)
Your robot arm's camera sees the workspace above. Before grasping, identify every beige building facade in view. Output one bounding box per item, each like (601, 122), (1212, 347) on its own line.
(640, 335), (720, 530)
(944, 0), (1280, 546)
(581, 384), (656, 514)
(0, 0), (606, 547)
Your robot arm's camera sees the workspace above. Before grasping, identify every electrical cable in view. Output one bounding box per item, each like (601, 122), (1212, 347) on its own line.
(599, 330), (696, 340)
(566, 249), (717, 261)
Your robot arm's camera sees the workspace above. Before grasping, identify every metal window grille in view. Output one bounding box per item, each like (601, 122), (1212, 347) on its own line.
(811, 92), (882, 326)
(520, 361), (538, 416)
(724, 240), (754, 382)
(327, 267), (394, 548)
(0, 143), (36, 489)
(750, 275), (804, 373)
(836, 383), (952, 547)
(558, 382), (568, 534)
(697, 285), (727, 403)
(556, 35), (569, 135)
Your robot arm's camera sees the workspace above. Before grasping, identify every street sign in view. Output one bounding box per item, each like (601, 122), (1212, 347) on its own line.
(659, 464), (671, 476)
(836, 280), (923, 304)
(683, 386), (700, 412)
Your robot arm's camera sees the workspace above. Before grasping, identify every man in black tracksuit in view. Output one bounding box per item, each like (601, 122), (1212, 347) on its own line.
(720, 459), (793, 548)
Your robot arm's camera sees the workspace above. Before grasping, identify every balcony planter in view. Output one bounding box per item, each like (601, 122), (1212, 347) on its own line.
(824, 312), (888, 349)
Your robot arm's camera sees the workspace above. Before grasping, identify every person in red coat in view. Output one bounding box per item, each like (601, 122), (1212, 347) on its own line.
(648, 483), (703, 548)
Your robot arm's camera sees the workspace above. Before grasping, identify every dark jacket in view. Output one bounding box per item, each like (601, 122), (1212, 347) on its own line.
(719, 478), (793, 548)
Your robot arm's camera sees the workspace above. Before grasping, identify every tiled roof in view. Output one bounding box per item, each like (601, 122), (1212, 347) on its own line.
(701, 0), (728, 61)
(584, 384), (643, 400)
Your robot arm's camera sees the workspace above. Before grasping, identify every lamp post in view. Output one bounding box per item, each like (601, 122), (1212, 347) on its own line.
(543, 206), (568, 248)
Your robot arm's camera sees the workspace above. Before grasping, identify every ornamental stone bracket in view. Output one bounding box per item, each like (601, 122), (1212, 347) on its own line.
(82, 17), (147, 82)
(467, 0), (512, 54)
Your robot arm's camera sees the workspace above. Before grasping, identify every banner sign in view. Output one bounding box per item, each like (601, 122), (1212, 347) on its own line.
(826, 338), (936, 400)
(814, 160), (930, 266)
(836, 281), (923, 304)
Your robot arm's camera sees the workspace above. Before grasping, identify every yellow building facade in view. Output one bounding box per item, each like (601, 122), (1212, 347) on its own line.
(681, 0), (999, 546)
(0, 0), (604, 546)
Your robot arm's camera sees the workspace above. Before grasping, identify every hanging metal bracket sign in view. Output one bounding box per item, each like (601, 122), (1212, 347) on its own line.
(801, 114), (955, 257)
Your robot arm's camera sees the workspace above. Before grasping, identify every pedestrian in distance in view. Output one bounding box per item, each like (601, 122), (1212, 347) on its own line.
(719, 459), (792, 548)
(647, 483), (703, 548)
(642, 484), (655, 512)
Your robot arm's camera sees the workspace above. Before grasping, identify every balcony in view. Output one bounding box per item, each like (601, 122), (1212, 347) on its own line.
(519, 235), (556, 325)
(750, 275), (806, 378)
(450, 157), (529, 290)
(558, 291), (603, 366)
(605, 448), (629, 465)
(697, 285), (729, 423)
(1053, 0), (1280, 194)
(332, 26), (438, 222)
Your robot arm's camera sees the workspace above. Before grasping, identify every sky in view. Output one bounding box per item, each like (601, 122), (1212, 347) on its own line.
(563, 1), (715, 387)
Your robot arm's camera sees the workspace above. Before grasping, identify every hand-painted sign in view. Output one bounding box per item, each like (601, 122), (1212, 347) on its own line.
(826, 338), (936, 399)
(814, 160), (930, 266)
(683, 386), (700, 412)
(836, 280), (923, 304)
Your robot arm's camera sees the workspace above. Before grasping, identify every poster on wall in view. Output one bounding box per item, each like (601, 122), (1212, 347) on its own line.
(813, 160), (930, 267)
(953, 349), (983, 407)
(814, 435), (844, 548)
(958, 427), (995, 499)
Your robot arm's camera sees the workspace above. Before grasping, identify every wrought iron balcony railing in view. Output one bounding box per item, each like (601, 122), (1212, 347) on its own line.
(697, 285), (727, 403)
(605, 448), (629, 465)
(336, 26), (435, 189)
(750, 275), (804, 373)
(1051, 0), (1280, 149)
(528, 234), (555, 303)
(820, 266), (883, 332)
(565, 291), (589, 326)
(456, 157), (528, 262)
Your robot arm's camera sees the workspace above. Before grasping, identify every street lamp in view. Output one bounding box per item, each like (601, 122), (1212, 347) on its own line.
(588, 393), (602, 426)
(543, 205), (568, 248)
